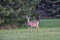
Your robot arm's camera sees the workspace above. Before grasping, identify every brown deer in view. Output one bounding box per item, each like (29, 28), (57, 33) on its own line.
(26, 16), (40, 31)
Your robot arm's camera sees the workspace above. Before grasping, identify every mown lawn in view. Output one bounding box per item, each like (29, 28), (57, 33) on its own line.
(40, 19), (60, 28)
(0, 28), (60, 40)
(0, 19), (60, 40)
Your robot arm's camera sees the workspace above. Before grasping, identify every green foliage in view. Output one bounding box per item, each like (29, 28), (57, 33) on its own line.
(0, 0), (40, 28)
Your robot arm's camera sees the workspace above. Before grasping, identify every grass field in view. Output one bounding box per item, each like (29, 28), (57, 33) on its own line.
(0, 19), (60, 40)
(40, 19), (60, 28)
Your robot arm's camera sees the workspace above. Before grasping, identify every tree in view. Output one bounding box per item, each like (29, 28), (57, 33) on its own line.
(37, 0), (60, 18)
(0, 0), (40, 29)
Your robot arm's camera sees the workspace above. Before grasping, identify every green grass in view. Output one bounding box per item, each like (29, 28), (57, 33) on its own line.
(0, 19), (60, 40)
(40, 19), (60, 28)
(0, 28), (60, 40)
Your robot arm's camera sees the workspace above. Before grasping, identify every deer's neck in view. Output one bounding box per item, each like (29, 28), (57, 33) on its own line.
(27, 18), (30, 23)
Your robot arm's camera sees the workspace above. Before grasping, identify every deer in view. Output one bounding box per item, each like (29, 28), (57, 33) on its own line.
(26, 16), (40, 31)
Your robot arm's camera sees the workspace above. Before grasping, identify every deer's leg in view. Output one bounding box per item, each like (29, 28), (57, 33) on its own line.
(29, 26), (32, 32)
(36, 26), (40, 31)
(28, 26), (32, 32)
(30, 26), (32, 31)
(28, 27), (30, 31)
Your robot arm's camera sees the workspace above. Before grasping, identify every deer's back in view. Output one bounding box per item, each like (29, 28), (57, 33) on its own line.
(27, 21), (39, 27)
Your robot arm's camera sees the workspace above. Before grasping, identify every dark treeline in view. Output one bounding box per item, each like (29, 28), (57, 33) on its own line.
(0, 0), (60, 29)
(0, 0), (40, 29)
(36, 0), (60, 18)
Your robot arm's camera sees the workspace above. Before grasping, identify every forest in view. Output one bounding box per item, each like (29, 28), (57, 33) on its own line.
(0, 0), (60, 29)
